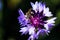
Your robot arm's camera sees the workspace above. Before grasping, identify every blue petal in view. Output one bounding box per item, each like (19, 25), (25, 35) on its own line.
(18, 9), (25, 18)
(18, 9), (28, 26)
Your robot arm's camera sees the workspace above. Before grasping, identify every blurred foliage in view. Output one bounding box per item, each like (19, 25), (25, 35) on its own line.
(7, 0), (22, 9)
(51, 0), (60, 5)
(0, 1), (2, 11)
(0, 0), (2, 21)
(3, 0), (60, 40)
(8, 37), (15, 40)
(0, 0), (3, 40)
(0, 27), (4, 40)
(0, 12), (2, 21)
(56, 10), (60, 25)
(42, 0), (60, 5)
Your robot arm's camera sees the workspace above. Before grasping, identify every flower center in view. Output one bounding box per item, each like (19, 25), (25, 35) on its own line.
(29, 10), (47, 29)
(30, 16), (40, 26)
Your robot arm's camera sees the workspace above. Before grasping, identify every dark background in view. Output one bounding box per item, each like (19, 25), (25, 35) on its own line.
(1, 0), (60, 40)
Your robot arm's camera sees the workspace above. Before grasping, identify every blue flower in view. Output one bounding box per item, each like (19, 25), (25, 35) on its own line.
(18, 1), (57, 40)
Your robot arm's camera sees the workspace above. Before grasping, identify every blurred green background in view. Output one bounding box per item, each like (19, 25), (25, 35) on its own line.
(0, 0), (60, 40)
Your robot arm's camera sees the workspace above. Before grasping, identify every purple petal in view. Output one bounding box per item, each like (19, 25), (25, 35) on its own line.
(37, 29), (50, 36)
(30, 1), (39, 13)
(29, 27), (35, 35)
(30, 2), (34, 8)
(19, 27), (28, 35)
(39, 2), (44, 13)
(28, 35), (34, 40)
(43, 7), (53, 17)
(18, 9), (28, 26)
(47, 17), (57, 24)
(44, 17), (57, 30)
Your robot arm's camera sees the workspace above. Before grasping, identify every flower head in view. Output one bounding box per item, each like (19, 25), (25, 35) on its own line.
(18, 1), (57, 40)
